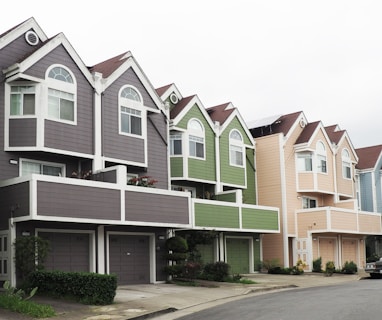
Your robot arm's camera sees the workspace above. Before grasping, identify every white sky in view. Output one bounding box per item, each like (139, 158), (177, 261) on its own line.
(2, 0), (382, 149)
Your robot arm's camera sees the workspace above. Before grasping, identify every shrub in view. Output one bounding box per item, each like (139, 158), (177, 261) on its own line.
(342, 261), (357, 274)
(325, 261), (335, 276)
(183, 261), (202, 280)
(165, 236), (188, 253)
(262, 258), (282, 272)
(367, 254), (380, 263)
(202, 261), (230, 281)
(28, 271), (117, 305)
(290, 259), (306, 275)
(312, 257), (322, 272)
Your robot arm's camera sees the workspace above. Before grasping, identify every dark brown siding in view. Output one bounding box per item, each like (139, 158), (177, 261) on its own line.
(125, 191), (189, 224)
(9, 119), (37, 147)
(25, 45), (94, 155)
(102, 68), (157, 162)
(37, 181), (120, 220)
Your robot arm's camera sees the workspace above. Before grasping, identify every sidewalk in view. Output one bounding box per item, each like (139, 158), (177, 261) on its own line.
(5, 271), (368, 320)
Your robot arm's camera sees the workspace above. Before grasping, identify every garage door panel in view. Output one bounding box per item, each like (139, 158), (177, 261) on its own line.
(226, 238), (250, 274)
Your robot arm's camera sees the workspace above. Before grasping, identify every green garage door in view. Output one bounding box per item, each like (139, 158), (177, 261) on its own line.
(226, 238), (249, 274)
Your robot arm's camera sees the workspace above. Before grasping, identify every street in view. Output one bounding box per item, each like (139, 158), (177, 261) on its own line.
(177, 278), (382, 320)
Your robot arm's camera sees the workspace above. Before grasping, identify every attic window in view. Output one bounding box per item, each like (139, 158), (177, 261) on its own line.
(25, 31), (39, 46)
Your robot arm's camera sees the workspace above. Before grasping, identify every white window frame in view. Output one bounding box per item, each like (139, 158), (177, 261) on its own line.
(170, 133), (182, 155)
(0, 232), (9, 279)
(171, 185), (196, 198)
(45, 65), (77, 125)
(118, 85), (146, 138)
(229, 129), (244, 167)
(342, 148), (352, 179)
(188, 119), (205, 159)
(302, 196), (317, 209)
(297, 152), (313, 172)
(10, 85), (36, 117)
(20, 158), (66, 177)
(316, 141), (327, 174)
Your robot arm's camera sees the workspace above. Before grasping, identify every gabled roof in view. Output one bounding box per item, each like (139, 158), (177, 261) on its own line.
(170, 95), (195, 119)
(248, 111), (303, 138)
(295, 121), (320, 144)
(89, 52), (132, 78)
(325, 125), (346, 145)
(156, 84), (173, 97)
(355, 145), (382, 170)
(206, 103), (234, 125)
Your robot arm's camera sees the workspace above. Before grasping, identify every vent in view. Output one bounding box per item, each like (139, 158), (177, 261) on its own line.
(169, 93), (179, 104)
(299, 118), (306, 128)
(25, 31), (39, 46)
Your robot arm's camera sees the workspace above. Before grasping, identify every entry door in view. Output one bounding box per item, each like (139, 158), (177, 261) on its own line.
(109, 235), (150, 284)
(226, 238), (250, 274)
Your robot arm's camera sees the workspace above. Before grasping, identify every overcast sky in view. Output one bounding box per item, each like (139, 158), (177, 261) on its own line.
(2, 0), (382, 149)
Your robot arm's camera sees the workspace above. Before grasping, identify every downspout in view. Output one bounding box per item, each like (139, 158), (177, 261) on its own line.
(93, 72), (103, 172)
(214, 121), (221, 193)
(279, 134), (289, 267)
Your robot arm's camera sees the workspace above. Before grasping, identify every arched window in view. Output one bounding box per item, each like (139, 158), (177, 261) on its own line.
(46, 65), (76, 123)
(229, 129), (244, 166)
(188, 119), (204, 158)
(316, 141), (327, 173)
(119, 86), (143, 136)
(342, 149), (351, 179)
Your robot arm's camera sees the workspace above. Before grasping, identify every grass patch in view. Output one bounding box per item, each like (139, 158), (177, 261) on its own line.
(0, 294), (55, 318)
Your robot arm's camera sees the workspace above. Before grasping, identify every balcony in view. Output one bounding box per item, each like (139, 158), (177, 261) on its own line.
(0, 170), (191, 228)
(192, 197), (280, 233)
(296, 206), (382, 236)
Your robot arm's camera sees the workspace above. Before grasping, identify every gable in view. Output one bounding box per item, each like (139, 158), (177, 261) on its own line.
(220, 116), (253, 146)
(176, 104), (214, 135)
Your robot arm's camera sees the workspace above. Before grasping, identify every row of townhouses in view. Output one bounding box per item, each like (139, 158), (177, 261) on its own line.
(0, 18), (381, 286)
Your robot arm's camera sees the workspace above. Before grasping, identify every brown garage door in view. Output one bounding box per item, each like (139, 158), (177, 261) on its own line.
(109, 234), (150, 285)
(342, 239), (357, 265)
(319, 238), (336, 268)
(39, 232), (89, 272)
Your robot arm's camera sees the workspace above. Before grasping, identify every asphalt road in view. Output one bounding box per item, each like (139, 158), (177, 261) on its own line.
(177, 278), (382, 320)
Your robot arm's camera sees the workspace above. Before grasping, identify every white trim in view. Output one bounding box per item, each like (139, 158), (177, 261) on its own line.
(280, 134), (289, 267)
(19, 158), (66, 177)
(106, 231), (156, 283)
(35, 228), (96, 272)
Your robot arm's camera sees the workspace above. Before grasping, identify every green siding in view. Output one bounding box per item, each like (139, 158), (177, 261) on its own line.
(243, 148), (256, 205)
(195, 203), (239, 228)
(226, 238), (249, 274)
(177, 105), (216, 182)
(220, 116), (251, 186)
(196, 244), (215, 264)
(242, 208), (279, 230)
(170, 157), (183, 177)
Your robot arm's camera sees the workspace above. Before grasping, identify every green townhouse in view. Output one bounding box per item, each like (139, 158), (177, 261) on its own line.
(156, 84), (280, 274)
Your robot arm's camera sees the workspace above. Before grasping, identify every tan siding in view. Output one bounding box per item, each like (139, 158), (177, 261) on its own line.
(298, 173), (314, 190)
(331, 211), (357, 230)
(359, 213), (382, 233)
(297, 210), (328, 237)
(336, 139), (356, 197)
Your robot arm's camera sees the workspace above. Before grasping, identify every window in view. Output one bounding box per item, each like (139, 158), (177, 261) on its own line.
(342, 149), (352, 179)
(297, 152), (313, 171)
(170, 133), (182, 155)
(316, 141), (327, 173)
(229, 130), (244, 166)
(188, 119), (205, 159)
(46, 66), (76, 123)
(0, 234), (8, 276)
(119, 86), (143, 136)
(10, 86), (35, 116)
(302, 197), (317, 209)
(21, 159), (64, 177)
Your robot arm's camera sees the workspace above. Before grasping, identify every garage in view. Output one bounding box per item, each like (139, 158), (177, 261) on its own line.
(39, 232), (90, 272)
(226, 238), (250, 274)
(318, 237), (336, 267)
(109, 234), (151, 284)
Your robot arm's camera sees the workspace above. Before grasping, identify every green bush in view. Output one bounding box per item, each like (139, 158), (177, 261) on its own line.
(367, 254), (380, 263)
(28, 271), (117, 305)
(201, 261), (230, 281)
(325, 261), (335, 276)
(165, 236), (188, 253)
(342, 261), (357, 274)
(0, 294), (55, 318)
(312, 257), (322, 272)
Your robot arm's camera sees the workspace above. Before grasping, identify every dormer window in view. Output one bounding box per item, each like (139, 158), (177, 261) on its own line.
(119, 86), (144, 137)
(316, 141), (327, 173)
(229, 130), (244, 166)
(46, 65), (76, 123)
(188, 119), (204, 159)
(342, 149), (352, 179)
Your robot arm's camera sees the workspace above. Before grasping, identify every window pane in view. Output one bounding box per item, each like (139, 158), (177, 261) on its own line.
(173, 140), (182, 155)
(196, 142), (204, 158)
(121, 113), (130, 133)
(60, 99), (74, 121)
(48, 96), (60, 119)
(23, 94), (35, 115)
(3, 237), (6, 252)
(10, 94), (21, 115)
(3, 260), (7, 274)
(42, 165), (62, 176)
(22, 162), (41, 175)
(189, 141), (196, 157)
(131, 115), (142, 135)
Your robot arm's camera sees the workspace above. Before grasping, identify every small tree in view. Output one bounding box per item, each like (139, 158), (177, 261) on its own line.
(164, 236), (188, 278)
(312, 257), (322, 272)
(14, 236), (50, 283)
